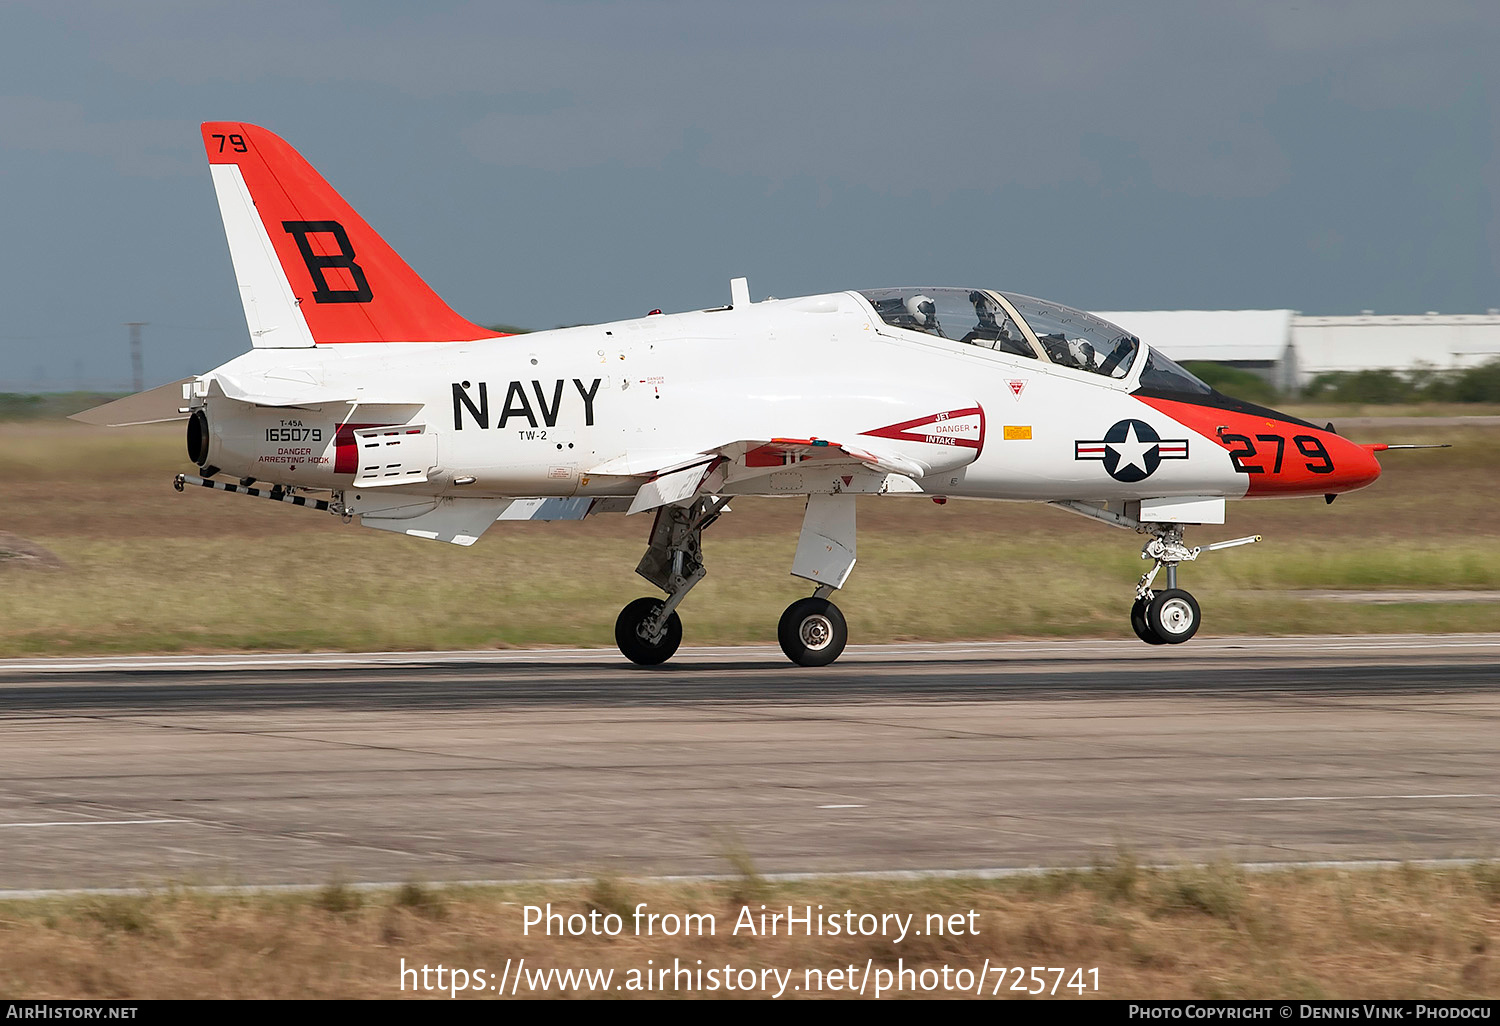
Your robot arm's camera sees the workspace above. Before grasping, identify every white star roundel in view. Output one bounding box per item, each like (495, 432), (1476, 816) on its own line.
(1074, 419), (1189, 482)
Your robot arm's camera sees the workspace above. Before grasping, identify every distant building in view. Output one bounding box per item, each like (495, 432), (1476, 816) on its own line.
(1291, 313), (1500, 386)
(1094, 310), (1297, 393)
(1093, 309), (1500, 393)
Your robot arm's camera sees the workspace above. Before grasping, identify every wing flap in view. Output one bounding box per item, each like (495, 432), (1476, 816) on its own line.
(745, 437), (927, 479)
(594, 435), (931, 513)
(627, 458), (720, 514)
(585, 451), (719, 477)
(597, 438), (927, 482)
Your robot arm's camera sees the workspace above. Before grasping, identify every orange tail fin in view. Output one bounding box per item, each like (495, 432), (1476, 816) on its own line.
(202, 121), (491, 346)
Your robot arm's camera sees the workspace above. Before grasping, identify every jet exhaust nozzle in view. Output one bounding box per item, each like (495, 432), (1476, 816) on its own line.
(187, 409), (211, 467)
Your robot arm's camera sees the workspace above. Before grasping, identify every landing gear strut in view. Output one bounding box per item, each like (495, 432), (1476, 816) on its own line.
(777, 493), (857, 667)
(614, 491), (861, 668)
(615, 497), (726, 666)
(1131, 524), (1258, 645)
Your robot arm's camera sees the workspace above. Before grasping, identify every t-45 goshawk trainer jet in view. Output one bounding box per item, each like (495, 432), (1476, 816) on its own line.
(80, 122), (1403, 666)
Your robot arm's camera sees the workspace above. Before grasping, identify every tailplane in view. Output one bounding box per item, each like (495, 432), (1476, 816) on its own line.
(202, 121), (491, 347)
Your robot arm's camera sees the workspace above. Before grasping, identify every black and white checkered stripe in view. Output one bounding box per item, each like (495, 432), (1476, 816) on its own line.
(174, 474), (331, 511)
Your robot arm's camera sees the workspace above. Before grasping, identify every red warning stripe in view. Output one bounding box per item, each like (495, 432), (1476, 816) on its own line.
(860, 406), (985, 450)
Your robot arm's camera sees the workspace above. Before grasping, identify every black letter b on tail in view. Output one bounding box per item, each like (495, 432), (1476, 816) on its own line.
(282, 220), (374, 303)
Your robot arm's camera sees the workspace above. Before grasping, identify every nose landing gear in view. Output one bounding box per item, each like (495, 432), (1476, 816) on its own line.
(1129, 596), (1167, 645)
(1135, 588), (1202, 644)
(1131, 525), (1259, 645)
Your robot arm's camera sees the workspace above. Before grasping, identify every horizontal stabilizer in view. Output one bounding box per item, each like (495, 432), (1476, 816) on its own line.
(206, 372), (414, 409)
(69, 378), (195, 426)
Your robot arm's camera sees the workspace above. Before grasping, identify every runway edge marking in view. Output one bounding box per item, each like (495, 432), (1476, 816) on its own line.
(2, 633), (1500, 674)
(0, 857), (1492, 902)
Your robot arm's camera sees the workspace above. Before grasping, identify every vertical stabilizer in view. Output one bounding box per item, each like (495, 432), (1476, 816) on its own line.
(210, 162), (316, 348)
(202, 122), (492, 346)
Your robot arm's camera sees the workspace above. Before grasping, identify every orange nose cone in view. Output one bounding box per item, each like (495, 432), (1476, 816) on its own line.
(1242, 423), (1383, 498)
(1335, 440), (1382, 493)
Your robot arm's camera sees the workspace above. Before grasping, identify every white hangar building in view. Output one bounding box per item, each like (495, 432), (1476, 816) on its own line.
(1093, 309), (1500, 392)
(1291, 313), (1500, 383)
(1095, 310), (1297, 392)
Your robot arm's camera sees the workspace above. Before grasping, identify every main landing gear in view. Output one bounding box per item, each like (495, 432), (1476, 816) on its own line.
(615, 496), (725, 666)
(1130, 524), (1259, 645)
(616, 492), (858, 668)
(778, 589), (848, 667)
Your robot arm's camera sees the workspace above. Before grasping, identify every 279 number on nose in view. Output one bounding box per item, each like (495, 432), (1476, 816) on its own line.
(1220, 433), (1334, 475)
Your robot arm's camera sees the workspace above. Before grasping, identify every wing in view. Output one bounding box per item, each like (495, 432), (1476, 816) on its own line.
(586, 435), (943, 515)
(738, 437), (927, 478)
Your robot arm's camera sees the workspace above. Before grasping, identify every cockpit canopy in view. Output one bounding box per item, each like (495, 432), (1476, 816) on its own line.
(859, 287), (1143, 380)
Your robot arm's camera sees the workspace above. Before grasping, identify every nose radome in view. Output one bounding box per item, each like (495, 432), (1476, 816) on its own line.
(1130, 393), (1383, 498)
(1334, 437), (1382, 493)
(1261, 426), (1382, 498)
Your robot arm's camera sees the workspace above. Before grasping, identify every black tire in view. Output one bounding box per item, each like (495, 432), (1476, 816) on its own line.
(778, 597), (848, 667)
(1147, 589), (1201, 645)
(615, 597), (682, 666)
(1130, 597), (1166, 645)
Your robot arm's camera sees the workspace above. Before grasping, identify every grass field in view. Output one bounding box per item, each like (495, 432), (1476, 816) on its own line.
(1, 859), (1495, 999)
(0, 418), (1496, 656)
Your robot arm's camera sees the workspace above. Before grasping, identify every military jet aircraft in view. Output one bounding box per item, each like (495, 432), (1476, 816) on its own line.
(79, 122), (1401, 667)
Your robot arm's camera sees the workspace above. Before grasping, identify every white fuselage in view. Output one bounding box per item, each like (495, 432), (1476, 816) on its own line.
(197, 289), (1248, 504)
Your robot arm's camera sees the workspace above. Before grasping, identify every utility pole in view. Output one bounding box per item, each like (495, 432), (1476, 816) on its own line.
(125, 322), (147, 392)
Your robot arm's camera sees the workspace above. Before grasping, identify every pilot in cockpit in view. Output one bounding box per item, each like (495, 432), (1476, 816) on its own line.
(962, 291), (1031, 358)
(961, 291), (1001, 345)
(905, 295), (939, 335)
(1038, 332), (1097, 371)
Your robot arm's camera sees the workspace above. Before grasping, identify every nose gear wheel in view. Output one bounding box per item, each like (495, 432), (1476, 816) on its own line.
(1146, 588), (1200, 644)
(1130, 597), (1167, 645)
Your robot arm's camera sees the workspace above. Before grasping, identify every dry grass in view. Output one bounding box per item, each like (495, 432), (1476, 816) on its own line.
(0, 860), (1495, 999)
(0, 421), (1496, 655)
(1278, 402), (1500, 419)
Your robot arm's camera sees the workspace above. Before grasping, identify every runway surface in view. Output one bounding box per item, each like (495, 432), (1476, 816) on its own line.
(1, 635), (1497, 892)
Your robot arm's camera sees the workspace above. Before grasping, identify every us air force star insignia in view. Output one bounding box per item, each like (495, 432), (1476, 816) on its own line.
(1074, 419), (1189, 482)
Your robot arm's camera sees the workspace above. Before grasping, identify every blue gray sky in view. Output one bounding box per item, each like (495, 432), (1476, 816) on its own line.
(2, 0), (1497, 389)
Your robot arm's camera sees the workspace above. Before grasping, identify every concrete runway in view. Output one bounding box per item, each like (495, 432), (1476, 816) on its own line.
(1, 635), (1497, 892)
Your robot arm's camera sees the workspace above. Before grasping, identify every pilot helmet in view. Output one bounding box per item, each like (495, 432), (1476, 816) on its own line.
(905, 295), (937, 328)
(969, 290), (999, 327)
